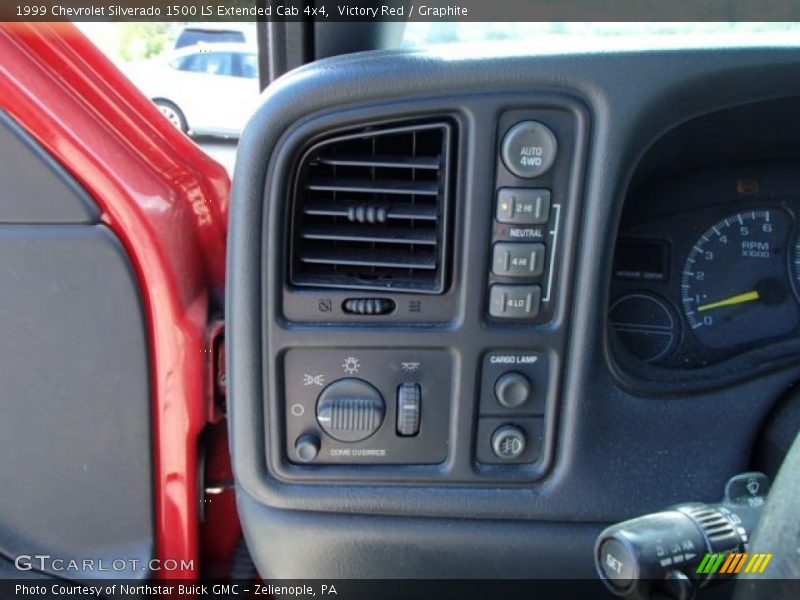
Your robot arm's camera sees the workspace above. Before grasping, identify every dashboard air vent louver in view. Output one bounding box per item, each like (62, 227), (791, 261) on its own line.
(290, 121), (454, 293)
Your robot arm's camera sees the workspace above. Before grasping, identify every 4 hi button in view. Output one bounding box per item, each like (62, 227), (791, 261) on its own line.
(501, 121), (558, 178)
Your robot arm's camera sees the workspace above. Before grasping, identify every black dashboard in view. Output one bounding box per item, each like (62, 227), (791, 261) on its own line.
(227, 46), (800, 579)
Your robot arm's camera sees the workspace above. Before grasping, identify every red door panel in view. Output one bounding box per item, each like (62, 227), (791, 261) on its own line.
(0, 22), (230, 577)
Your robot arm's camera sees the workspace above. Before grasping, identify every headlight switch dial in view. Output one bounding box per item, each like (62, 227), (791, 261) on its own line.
(316, 378), (385, 443)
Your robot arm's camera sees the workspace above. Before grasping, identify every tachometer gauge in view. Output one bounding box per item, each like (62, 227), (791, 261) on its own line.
(681, 208), (799, 349)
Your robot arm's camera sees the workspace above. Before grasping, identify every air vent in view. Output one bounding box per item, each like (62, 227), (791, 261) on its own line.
(290, 121), (454, 293)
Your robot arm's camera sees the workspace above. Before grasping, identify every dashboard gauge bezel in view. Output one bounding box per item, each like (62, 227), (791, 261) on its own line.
(679, 206), (799, 350)
(609, 163), (800, 390)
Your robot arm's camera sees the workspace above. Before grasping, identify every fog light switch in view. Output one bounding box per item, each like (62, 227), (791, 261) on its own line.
(491, 425), (527, 460)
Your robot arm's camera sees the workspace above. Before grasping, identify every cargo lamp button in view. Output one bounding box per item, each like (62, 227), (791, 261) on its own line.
(494, 372), (532, 408)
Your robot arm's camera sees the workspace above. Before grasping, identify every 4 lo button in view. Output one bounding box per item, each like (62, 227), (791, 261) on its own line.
(489, 284), (541, 319)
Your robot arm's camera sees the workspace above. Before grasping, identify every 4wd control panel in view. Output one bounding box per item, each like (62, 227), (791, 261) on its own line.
(488, 110), (575, 323)
(261, 94), (587, 484)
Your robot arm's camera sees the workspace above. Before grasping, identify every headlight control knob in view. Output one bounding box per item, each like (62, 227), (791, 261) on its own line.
(316, 378), (385, 442)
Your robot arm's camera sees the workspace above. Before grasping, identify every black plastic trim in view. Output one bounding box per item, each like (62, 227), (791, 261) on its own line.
(0, 111), (100, 224)
(262, 92), (587, 485)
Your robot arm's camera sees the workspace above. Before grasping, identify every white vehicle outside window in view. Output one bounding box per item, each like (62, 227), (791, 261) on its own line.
(130, 43), (260, 138)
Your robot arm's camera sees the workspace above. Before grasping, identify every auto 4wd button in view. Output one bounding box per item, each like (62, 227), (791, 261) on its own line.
(501, 121), (557, 178)
(489, 284), (541, 319)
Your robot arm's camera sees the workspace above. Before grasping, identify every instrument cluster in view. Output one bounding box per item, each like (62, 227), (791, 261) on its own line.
(610, 164), (800, 372)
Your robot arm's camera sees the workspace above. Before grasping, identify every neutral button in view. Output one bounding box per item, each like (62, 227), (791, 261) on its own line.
(489, 284), (542, 319)
(492, 242), (545, 278)
(494, 372), (532, 408)
(501, 121), (558, 178)
(496, 188), (550, 224)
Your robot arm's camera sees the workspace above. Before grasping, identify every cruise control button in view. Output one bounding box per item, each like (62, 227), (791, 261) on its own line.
(489, 285), (541, 319)
(492, 242), (545, 278)
(501, 121), (557, 178)
(496, 188), (550, 224)
(598, 539), (637, 589)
